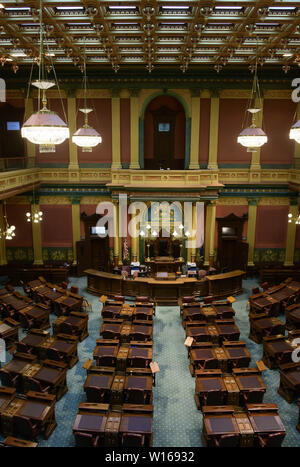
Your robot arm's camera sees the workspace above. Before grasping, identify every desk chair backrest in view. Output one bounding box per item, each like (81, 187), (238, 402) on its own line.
(74, 431), (100, 447)
(126, 388), (147, 404)
(252, 286), (260, 295)
(86, 386), (106, 403)
(203, 296), (213, 304)
(130, 356), (149, 368)
(29, 378), (51, 394)
(136, 296), (150, 303)
(203, 390), (224, 406)
(114, 295), (125, 303)
(47, 348), (64, 362)
(14, 416), (38, 439)
(0, 369), (19, 388)
(70, 286), (79, 295)
(214, 433), (239, 448)
(258, 432), (285, 448)
(98, 354), (115, 367)
(61, 322), (76, 335)
(122, 433), (145, 447)
(262, 282), (269, 291)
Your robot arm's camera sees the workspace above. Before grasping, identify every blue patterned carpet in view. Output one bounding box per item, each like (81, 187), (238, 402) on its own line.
(0, 276), (299, 447)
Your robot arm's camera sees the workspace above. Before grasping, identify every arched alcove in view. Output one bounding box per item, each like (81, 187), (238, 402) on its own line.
(141, 94), (189, 170)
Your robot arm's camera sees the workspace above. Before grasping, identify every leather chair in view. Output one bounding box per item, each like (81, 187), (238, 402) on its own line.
(136, 296), (150, 303)
(61, 282), (68, 290)
(85, 386), (107, 403)
(14, 416), (39, 440)
(97, 355), (116, 367)
(213, 434), (239, 447)
(122, 433), (145, 447)
(74, 432), (101, 447)
(242, 389), (265, 404)
(252, 287), (260, 295)
(262, 282), (269, 291)
(182, 296), (195, 303)
(0, 369), (20, 389)
(126, 388), (147, 404)
(19, 314), (34, 331)
(257, 432), (285, 447)
(5, 285), (14, 293)
(203, 390), (224, 406)
(47, 348), (64, 362)
(203, 296), (213, 304)
(29, 378), (51, 394)
(70, 286), (79, 294)
(129, 357), (149, 368)
(132, 332), (148, 342)
(114, 295), (125, 302)
(17, 342), (32, 354)
(61, 322), (77, 336)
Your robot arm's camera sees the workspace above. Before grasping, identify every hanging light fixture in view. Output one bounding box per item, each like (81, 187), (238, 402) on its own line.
(237, 48), (268, 152)
(21, 0), (69, 153)
(0, 203), (16, 240)
(288, 212), (300, 224)
(72, 43), (102, 152)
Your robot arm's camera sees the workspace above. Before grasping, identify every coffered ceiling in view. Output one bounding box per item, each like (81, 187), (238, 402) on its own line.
(1, 0), (300, 76)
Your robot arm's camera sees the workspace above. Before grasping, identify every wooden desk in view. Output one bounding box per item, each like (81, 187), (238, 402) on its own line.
(84, 374), (114, 403)
(262, 335), (294, 369)
(146, 258), (184, 275)
(233, 369), (266, 405)
(0, 294), (30, 319)
(124, 375), (152, 404)
(202, 406), (240, 447)
(52, 312), (89, 342)
(86, 269), (246, 302)
(54, 295), (83, 316)
(93, 345), (118, 367)
(0, 319), (19, 350)
(249, 293), (280, 317)
(0, 391), (57, 439)
(249, 315), (285, 344)
(278, 362), (300, 403)
(17, 331), (49, 356)
(190, 347), (219, 375)
(23, 362), (68, 401)
(2, 436), (38, 447)
(246, 404), (286, 447)
(73, 413), (107, 436)
(128, 347), (152, 368)
(19, 304), (50, 330)
(223, 342), (251, 372)
(39, 335), (79, 368)
(119, 414), (152, 446)
(285, 304), (300, 331)
(195, 370), (227, 409)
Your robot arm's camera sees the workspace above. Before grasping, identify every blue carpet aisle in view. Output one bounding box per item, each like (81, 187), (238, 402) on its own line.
(0, 276), (299, 446)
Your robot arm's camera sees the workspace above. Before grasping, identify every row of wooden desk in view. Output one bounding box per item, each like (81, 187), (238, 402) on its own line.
(0, 387), (57, 440)
(181, 295), (286, 447)
(71, 298), (156, 446)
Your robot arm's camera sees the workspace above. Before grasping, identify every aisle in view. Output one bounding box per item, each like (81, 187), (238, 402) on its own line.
(153, 305), (203, 447)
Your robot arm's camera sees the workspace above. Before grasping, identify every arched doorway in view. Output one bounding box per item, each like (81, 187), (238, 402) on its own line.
(143, 95), (186, 170)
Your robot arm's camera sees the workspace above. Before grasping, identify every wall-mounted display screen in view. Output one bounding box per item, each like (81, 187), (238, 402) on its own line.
(222, 226), (237, 236)
(7, 121), (20, 131)
(158, 122), (170, 132)
(91, 226), (106, 235)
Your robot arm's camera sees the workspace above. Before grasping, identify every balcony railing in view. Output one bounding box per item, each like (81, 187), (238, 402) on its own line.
(0, 157), (30, 172)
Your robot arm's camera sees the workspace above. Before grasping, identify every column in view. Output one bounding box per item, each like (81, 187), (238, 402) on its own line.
(111, 90), (122, 170)
(190, 202), (197, 262)
(113, 200), (119, 266)
(204, 201), (216, 266)
(207, 90), (219, 170)
(70, 196), (81, 265)
(189, 90), (200, 170)
(67, 90), (79, 170)
(294, 102), (300, 169)
(0, 203), (7, 265)
(247, 198), (259, 266)
(25, 94), (36, 168)
(284, 200), (299, 266)
(31, 200), (43, 265)
(250, 97), (263, 170)
(129, 89), (140, 169)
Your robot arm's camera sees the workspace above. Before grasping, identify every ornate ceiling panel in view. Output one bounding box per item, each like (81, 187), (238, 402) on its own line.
(0, 1), (300, 75)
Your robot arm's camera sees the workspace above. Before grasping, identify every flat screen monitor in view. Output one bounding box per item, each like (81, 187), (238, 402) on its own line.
(158, 123), (170, 132)
(7, 121), (20, 131)
(221, 226), (236, 237)
(91, 226), (106, 235)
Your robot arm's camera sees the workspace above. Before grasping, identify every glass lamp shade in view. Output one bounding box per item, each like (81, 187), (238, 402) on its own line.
(289, 120), (300, 144)
(237, 127), (268, 150)
(21, 109), (69, 153)
(72, 126), (102, 152)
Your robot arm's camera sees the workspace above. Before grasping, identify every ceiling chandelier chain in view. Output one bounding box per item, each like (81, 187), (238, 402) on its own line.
(21, 0), (69, 153)
(72, 37), (102, 152)
(237, 37), (268, 152)
(0, 202), (16, 241)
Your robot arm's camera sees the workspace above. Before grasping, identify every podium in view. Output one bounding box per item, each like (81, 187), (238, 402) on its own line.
(146, 257), (184, 275)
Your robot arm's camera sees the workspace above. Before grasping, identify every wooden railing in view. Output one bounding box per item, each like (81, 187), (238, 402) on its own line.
(0, 157), (30, 171)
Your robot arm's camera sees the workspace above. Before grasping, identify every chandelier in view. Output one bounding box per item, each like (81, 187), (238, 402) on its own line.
(21, 0), (69, 153)
(237, 53), (268, 152)
(0, 203), (16, 240)
(72, 45), (102, 152)
(288, 212), (300, 224)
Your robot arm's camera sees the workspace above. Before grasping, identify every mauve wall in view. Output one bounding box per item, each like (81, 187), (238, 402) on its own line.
(35, 98), (69, 165)
(144, 95), (185, 161)
(199, 98), (210, 165)
(218, 99), (251, 165)
(77, 98), (112, 164)
(120, 98), (130, 164)
(40, 205), (72, 247)
(5, 204), (33, 247)
(255, 205), (288, 248)
(214, 205), (248, 247)
(260, 99), (296, 166)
